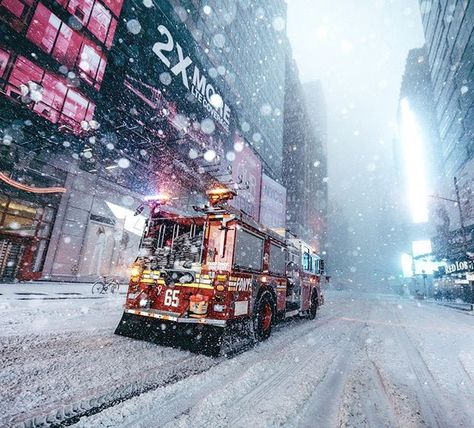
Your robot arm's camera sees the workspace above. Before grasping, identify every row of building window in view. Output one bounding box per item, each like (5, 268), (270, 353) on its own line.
(1, 48), (95, 134)
(1, 0), (118, 89)
(26, 3), (108, 88)
(1, 0), (120, 48)
(54, 0), (121, 47)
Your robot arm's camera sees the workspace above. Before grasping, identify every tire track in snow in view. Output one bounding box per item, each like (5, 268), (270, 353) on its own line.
(285, 317), (368, 427)
(390, 305), (455, 428)
(226, 322), (343, 426)
(15, 353), (215, 428)
(77, 312), (342, 428)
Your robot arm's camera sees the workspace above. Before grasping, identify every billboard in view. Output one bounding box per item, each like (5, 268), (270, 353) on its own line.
(260, 173), (287, 229)
(104, 1), (237, 146)
(230, 140), (262, 220)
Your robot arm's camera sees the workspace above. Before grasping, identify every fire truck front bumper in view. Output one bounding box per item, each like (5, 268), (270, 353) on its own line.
(123, 308), (227, 327)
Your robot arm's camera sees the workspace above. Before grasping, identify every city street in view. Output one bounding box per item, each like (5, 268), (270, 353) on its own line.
(3, 289), (474, 427)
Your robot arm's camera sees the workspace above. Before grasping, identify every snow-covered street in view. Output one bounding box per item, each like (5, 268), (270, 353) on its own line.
(3, 289), (474, 427)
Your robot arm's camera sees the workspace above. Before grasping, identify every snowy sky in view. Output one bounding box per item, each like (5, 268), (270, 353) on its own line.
(287, 0), (425, 278)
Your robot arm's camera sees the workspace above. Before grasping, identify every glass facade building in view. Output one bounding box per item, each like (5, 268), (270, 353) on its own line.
(419, 1), (474, 178)
(418, 1), (474, 258)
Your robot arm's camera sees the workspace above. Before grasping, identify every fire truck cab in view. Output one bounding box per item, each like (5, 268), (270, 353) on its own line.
(115, 189), (325, 355)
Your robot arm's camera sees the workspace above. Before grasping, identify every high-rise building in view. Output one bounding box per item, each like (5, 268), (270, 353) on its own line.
(282, 56), (328, 252)
(303, 80), (328, 253)
(416, 2), (474, 258)
(0, 0), (288, 282)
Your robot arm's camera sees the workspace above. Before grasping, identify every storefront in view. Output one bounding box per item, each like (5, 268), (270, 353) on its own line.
(0, 194), (59, 281)
(433, 260), (474, 303)
(40, 169), (148, 282)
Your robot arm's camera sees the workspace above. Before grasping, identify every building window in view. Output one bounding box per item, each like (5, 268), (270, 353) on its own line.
(105, 16), (117, 48)
(101, 0), (123, 18)
(88, 1), (111, 43)
(62, 88), (90, 120)
(1, 0), (25, 17)
(7, 55), (44, 97)
(5, 54), (95, 133)
(67, 0), (94, 25)
(33, 72), (67, 123)
(78, 40), (106, 85)
(26, 3), (61, 54)
(52, 23), (82, 69)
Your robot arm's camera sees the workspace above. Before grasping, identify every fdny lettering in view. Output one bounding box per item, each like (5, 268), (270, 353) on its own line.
(236, 277), (252, 291)
(152, 24), (231, 132)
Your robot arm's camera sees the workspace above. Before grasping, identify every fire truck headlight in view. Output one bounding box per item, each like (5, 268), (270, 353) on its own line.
(131, 265), (142, 278)
(139, 298), (149, 308)
(213, 304), (225, 313)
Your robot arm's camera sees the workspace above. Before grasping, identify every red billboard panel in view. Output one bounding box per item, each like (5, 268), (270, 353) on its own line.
(230, 138), (262, 220)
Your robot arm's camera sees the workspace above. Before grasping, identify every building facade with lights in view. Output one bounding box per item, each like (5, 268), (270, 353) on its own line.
(395, 46), (442, 288)
(418, 1), (474, 260)
(0, 0), (289, 282)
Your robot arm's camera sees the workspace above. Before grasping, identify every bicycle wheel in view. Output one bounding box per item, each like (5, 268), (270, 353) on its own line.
(92, 281), (105, 294)
(109, 280), (119, 294)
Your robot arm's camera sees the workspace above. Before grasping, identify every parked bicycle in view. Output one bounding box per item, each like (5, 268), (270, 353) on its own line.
(91, 276), (120, 294)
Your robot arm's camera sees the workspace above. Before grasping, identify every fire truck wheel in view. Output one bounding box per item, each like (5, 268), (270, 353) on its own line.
(255, 293), (274, 341)
(309, 291), (318, 320)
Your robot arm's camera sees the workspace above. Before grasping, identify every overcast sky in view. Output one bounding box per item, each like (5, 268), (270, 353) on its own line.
(286, 0), (425, 278)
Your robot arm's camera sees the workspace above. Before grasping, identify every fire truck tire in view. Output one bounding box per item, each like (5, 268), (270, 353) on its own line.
(254, 292), (274, 341)
(309, 291), (318, 320)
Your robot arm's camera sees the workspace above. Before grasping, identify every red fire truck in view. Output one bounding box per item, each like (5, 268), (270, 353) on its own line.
(115, 187), (325, 355)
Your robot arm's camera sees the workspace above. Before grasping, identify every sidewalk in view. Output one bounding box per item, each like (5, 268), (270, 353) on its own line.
(424, 297), (474, 313)
(0, 281), (126, 301)
(0, 281), (126, 337)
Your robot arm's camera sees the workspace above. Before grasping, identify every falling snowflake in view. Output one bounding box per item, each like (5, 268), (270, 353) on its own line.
(260, 103), (272, 116)
(213, 33), (226, 48)
(118, 158), (130, 169)
(272, 17), (285, 32)
(159, 72), (172, 86)
(127, 19), (142, 35)
(209, 93), (223, 109)
(241, 122), (250, 132)
(203, 149), (216, 162)
(234, 141), (244, 152)
(188, 148), (198, 159)
(201, 118), (215, 134)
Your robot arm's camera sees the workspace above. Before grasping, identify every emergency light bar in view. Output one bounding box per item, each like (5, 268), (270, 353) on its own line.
(207, 186), (236, 205)
(144, 193), (171, 203)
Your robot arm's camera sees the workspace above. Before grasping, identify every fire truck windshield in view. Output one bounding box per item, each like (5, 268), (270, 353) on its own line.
(139, 215), (204, 270)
